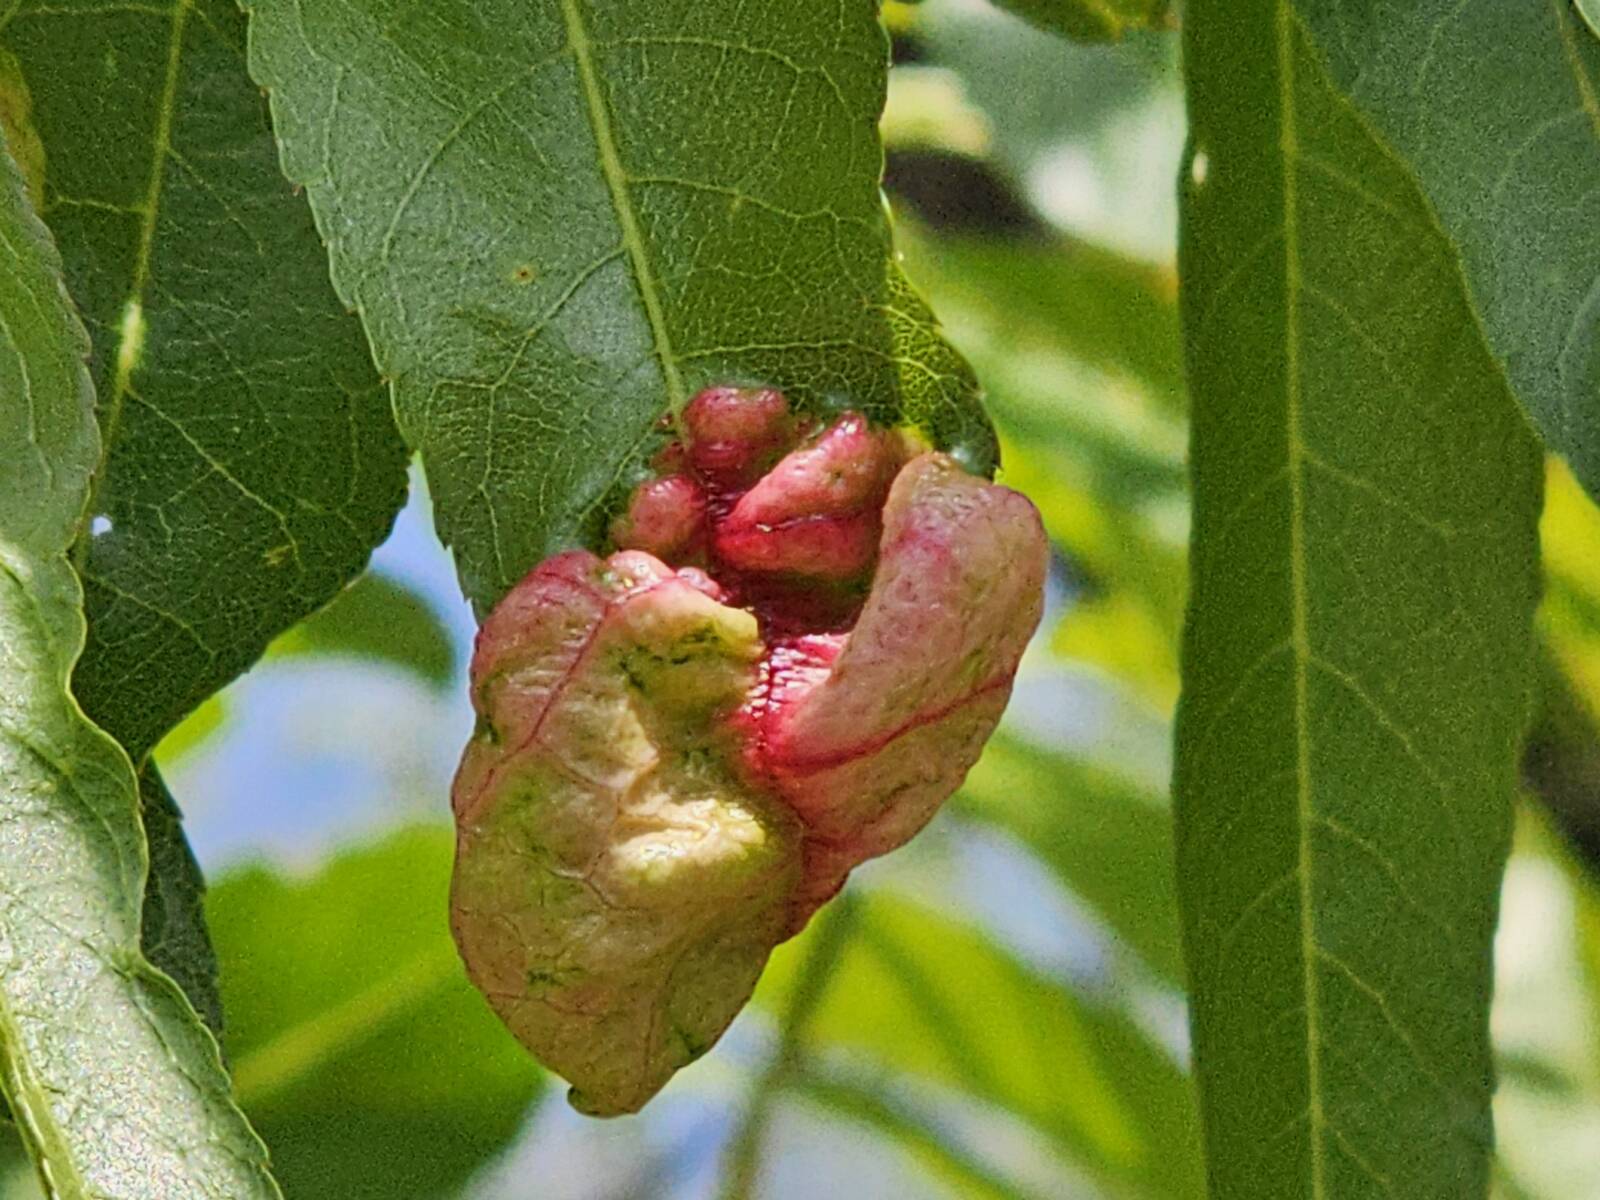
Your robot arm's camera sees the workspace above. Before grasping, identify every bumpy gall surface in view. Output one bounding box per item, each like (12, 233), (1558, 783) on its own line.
(451, 387), (1047, 1115)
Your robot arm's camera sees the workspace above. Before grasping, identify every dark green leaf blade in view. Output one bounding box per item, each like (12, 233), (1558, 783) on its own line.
(983, 0), (1172, 44)
(241, 0), (993, 613)
(0, 129), (277, 1199)
(1287, 0), (1600, 498)
(0, 0), (409, 757)
(211, 829), (543, 1200)
(139, 763), (224, 1036)
(1176, 5), (1543, 1198)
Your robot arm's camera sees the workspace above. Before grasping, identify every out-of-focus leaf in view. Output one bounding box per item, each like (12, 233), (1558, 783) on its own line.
(900, 225), (1183, 411)
(211, 828), (543, 1199)
(984, 0), (1171, 44)
(267, 571), (457, 689)
(794, 1070), (1054, 1200)
(955, 733), (1182, 984)
(1489, 816), (1600, 1200)
(0, 125), (276, 1199)
(0, 0), (409, 759)
(242, 0), (994, 614)
(757, 895), (1202, 1199)
(1289, 1), (1600, 509)
(911, 3), (1183, 257)
(1176, 5), (1543, 1197)
(139, 763), (223, 1036)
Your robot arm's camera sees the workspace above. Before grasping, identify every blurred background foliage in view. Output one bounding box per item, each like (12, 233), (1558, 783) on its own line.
(8, 1), (1599, 1196)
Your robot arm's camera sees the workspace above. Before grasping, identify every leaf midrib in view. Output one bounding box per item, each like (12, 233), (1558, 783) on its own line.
(558, 0), (687, 417)
(76, 0), (193, 569)
(1274, 4), (1325, 1197)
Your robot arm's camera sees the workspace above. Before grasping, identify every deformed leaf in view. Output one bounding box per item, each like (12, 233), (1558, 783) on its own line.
(0, 129), (276, 1197)
(0, 0), (409, 759)
(451, 391), (1045, 1113)
(1176, 5), (1543, 1197)
(241, 0), (996, 614)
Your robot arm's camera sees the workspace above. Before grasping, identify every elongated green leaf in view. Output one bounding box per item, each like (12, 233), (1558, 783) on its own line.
(0, 129), (276, 1199)
(241, 0), (993, 613)
(1175, 5), (1543, 1197)
(983, 0), (1171, 44)
(0, 0), (409, 758)
(1285, 1), (1600, 499)
(211, 829), (543, 1199)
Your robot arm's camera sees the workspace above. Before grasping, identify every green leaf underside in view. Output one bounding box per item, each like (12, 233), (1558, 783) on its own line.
(1176, 5), (1541, 1199)
(0, 130), (275, 1197)
(985, 0), (1171, 43)
(0, 0), (408, 759)
(240, 0), (994, 614)
(1288, 0), (1600, 511)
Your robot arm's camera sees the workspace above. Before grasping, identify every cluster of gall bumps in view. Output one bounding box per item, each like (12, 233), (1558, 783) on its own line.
(450, 387), (1047, 1114)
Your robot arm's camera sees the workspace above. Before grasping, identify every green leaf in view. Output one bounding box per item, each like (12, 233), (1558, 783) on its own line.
(1175, 5), (1543, 1198)
(267, 571), (457, 689)
(792, 1070), (1055, 1200)
(1284, 0), (1600, 502)
(956, 733), (1183, 984)
(0, 128), (276, 1198)
(982, 0), (1172, 44)
(757, 895), (1203, 1199)
(139, 763), (223, 1036)
(211, 829), (543, 1199)
(0, 0), (409, 758)
(240, 0), (994, 613)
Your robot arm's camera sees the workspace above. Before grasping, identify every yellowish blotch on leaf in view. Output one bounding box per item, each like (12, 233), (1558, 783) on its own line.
(0, 48), (46, 209)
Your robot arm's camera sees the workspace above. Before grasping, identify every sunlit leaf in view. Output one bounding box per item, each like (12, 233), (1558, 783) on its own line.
(0, 0), (409, 759)
(242, 0), (994, 613)
(0, 125), (276, 1199)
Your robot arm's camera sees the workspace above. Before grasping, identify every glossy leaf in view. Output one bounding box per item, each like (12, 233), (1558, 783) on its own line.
(0, 0), (409, 759)
(0, 129), (276, 1199)
(211, 829), (543, 1199)
(1287, 1), (1600, 500)
(241, 0), (994, 613)
(1175, 6), (1543, 1198)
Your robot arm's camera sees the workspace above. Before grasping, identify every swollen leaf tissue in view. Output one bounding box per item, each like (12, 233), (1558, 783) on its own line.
(451, 388), (1046, 1114)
